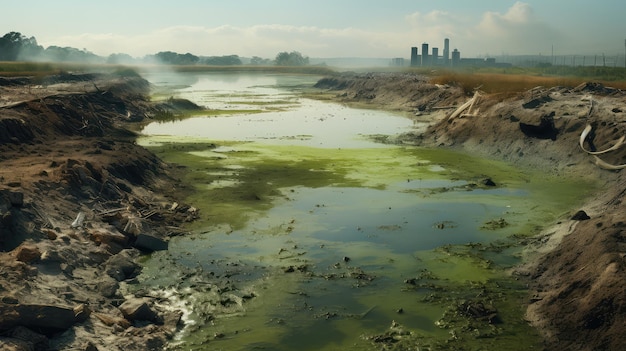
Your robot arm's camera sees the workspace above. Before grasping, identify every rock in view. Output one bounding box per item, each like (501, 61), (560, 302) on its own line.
(8, 326), (49, 350)
(162, 310), (183, 335)
(14, 245), (41, 263)
(97, 279), (120, 298)
(93, 312), (131, 329)
(119, 298), (159, 323)
(482, 178), (496, 186)
(89, 230), (128, 246)
(42, 229), (58, 240)
(0, 303), (86, 333)
(0, 337), (33, 351)
(133, 233), (168, 252)
(571, 210), (591, 221)
(105, 250), (141, 281)
(1, 295), (19, 304)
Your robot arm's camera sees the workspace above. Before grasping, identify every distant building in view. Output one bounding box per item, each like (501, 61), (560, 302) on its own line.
(391, 57), (405, 66)
(451, 49), (460, 66)
(421, 43), (429, 66)
(410, 47), (419, 66)
(408, 38), (510, 68)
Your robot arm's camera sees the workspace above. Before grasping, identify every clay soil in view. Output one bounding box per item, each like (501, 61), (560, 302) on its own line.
(1, 70), (625, 351)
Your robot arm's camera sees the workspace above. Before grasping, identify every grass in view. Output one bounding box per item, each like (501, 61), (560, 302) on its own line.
(426, 67), (626, 95)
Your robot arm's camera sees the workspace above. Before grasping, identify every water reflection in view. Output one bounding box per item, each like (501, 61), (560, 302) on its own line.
(137, 72), (568, 350)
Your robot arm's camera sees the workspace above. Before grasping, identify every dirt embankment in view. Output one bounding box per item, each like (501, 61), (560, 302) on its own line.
(3, 70), (625, 351)
(316, 72), (626, 351)
(0, 72), (201, 351)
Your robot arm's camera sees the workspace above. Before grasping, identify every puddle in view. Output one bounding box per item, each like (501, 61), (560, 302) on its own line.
(135, 72), (595, 350)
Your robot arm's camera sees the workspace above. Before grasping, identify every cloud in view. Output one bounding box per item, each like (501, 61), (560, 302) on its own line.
(472, 2), (562, 55)
(42, 2), (591, 60)
(404, 10), (467, 44)
(50, 24), (412, 59)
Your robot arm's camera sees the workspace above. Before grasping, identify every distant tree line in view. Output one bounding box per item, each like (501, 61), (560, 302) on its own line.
(274, 51), (309, 66)
(0, 31), (312, 67)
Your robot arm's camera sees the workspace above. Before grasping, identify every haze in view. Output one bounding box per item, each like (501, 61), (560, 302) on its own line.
(2, 0), (625, 60)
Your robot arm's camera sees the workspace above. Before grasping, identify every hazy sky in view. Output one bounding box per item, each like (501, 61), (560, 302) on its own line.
(2, 0), (625, 59)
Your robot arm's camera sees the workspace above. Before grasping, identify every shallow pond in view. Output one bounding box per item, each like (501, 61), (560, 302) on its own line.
(136, 72), (592, 350)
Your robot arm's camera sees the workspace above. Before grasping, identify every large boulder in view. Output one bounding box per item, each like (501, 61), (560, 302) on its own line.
(0, 303), (89, 334)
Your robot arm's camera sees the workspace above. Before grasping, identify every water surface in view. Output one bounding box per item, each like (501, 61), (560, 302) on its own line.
(136, 72), (591, 350)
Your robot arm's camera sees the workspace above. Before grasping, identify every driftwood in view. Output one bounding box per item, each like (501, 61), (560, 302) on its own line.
(579, 124), (625, 155)
(448, 91), (481, 120)
(579, 124), (626, 169)
(593, 156), (626, 170)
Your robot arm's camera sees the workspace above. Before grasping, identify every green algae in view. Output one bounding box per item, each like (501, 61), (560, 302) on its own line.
(140, 135), (595, 348)
(135, 72), (599, 351)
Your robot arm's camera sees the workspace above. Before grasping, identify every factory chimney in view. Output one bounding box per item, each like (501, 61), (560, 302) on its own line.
(411, 47), (419, 67)
(421, 43), (429, 66)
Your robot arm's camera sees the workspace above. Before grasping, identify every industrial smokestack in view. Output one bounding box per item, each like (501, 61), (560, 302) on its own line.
(411, 47), (418, 67)
(421, 43), (429, 66)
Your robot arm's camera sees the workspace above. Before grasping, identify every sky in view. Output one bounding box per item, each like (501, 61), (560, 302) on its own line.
(2, 0), (626, 59)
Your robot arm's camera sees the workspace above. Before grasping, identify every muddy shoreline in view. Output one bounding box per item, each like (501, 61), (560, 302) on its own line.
(316, 72), (626, 350)
(0, 72), (202, 350)
(1, 71), (625, 350)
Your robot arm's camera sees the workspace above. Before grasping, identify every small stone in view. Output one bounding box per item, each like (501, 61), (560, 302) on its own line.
(483, 178), (496, 187)
(119, 298), (158, 323)
(15, 245), (41, 263)
(571, 210), (591, 221)
(43, 229), (58, 240)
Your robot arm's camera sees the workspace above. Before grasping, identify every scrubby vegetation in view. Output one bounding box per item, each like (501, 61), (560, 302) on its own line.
(428, 67), (626, 95)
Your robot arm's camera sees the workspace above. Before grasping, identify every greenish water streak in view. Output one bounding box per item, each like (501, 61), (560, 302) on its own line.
(135, 72), (595, 350)
(139, 137), (594, 351)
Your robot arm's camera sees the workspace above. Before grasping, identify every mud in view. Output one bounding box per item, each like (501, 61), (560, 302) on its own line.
(317, 72), (626, 350)
(0, 71), (201, 350)
(1, 70), (625, 350)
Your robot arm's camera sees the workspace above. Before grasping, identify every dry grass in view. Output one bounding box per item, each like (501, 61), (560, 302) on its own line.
(428, 70), (626, 95)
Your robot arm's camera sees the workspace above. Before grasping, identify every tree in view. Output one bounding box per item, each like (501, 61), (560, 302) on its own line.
(250, 56), (272, 65)
(106, 53), (137, 65)
(150, 51), (199, 65)
(0, 31), (43, 61)
(274, 51), (309, 66)
(201, 55), (242, 65)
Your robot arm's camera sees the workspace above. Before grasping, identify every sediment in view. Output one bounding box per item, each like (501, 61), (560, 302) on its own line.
(315, 72), (626, 351)
(1, 70), (625, 350)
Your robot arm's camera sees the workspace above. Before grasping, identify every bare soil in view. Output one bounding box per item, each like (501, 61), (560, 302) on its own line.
(316, 72), (626, 351)
(1, 70), (625, 351)
(0, 72), (200, 351)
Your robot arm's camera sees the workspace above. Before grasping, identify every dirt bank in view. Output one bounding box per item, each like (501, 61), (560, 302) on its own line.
(2, 70), (625, 351)
(315, 72), (626, 350)
(0, 72), (202, 350)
